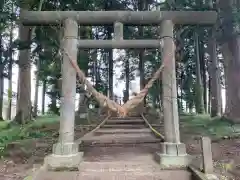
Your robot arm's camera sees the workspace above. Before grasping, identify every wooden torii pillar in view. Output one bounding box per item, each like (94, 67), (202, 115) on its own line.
(20, 10), (217, 170)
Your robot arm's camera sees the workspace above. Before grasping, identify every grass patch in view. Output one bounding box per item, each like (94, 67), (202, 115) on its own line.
(0, 114), (94, 157)
(28, 115), (59, 129)
(180, 114), (240, 139)
(0, 121), (10, 130)
(0, 115), (59, 156)
(145, 111), (240, 139)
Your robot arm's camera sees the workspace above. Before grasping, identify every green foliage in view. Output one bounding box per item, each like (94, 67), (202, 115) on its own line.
(0, 115), (59, 156)
(0, 121), (10, 130)
(31, 115), (59, 127)
(180, 114), (240, 138)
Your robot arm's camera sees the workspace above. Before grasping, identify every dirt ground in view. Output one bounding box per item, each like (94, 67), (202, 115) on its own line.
(185, 138), (240, 180)
(0, 124), (239, 180)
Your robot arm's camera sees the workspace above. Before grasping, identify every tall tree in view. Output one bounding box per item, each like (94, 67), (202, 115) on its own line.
(7, 2), (15, 120)
(16, 0), (44, 123)
(0, 33), (3, 120)
(218, 0), (240, 122)
(209, 28), (222, 117)
(41, 80), (46, 114)
(194, 30), (205, 113)
(124, 56), (130, 102)
(33, 57), (40, 118)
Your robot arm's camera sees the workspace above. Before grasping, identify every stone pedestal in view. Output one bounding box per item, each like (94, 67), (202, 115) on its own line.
(155, 142), (192, 168)
(44, 142), (83, 170)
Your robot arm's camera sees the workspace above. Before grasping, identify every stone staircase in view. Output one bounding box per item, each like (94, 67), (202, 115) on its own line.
(34, 116), (196, 180)
(79, 116), (164, 148)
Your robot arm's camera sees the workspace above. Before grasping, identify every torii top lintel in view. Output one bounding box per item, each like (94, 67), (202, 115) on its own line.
(20, 10), (217, 26)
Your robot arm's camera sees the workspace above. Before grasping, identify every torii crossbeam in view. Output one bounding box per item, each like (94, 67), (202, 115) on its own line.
(20, 10), (217, 25)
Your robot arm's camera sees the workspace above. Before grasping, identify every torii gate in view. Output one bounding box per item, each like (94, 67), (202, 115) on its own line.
(20, 10), (217, 170)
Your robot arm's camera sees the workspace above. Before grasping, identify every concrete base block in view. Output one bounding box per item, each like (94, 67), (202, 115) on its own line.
(44, 142), (83, 171)
(155, 152), (192, 168)
(44, 152), (83, 171)
(155, 142), (192, 168)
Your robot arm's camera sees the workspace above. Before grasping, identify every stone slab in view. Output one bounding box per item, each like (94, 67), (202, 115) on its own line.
(106, 119), (145, 124)
(154, 152), (193, 168)
(102, 124), (146, 129)
(94, 128), (152, 135)
(31, 162), (192, 180)
(32, 170), (192, 180)
(81, 133), (162, 146)
(44, 152), (84, 171)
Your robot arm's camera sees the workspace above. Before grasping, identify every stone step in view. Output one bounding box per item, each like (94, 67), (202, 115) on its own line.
(102, 124), (146, 129)
(109, 116), (142, 121)
(105, 119), (145, 125)
(80, 133), (163, 147)
(94, 128), (152, 135)
(34, 166), (192, 180)
(79, 142), (160, 150)
(80, 138), (163, 147)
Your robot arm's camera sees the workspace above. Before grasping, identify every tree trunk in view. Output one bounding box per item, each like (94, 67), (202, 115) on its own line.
(0, 72), (3, 121)
(124, 58), (130, 103)
(221, 37), (240, 122)
(93, 50), (100, 91)
(15, 20), (32, 124)
(107, 27), (113, 99)
(0, 33), (3, 120)
(33, 58), (40, 118)
(222, 44), (231, 115)
(189, 102), (193, 113)
(0, 69), (3, 120)
(194, 31), (205, 114)
(7, 7), (14, 120)
(218, 0), (240, 122)
(177, 87), (182, 112)
(180, 82), (183, 112)
(50, 96), (57, 114)
(208, 79), (211, 113)
(209, 28), (222, 117)
(16, 0), (45, 123)
(139, 49), (145, 90)
(41, 80), (46, 114)
(200, 40), (208, 112)
(7, 58), (13, 120)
